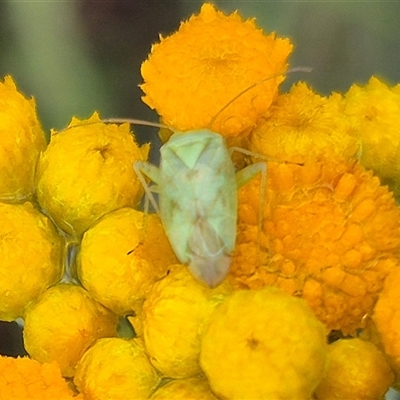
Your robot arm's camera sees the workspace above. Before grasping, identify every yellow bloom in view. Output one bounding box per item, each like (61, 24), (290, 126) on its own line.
(343, 76), (400, 196)
(0, 202), (63, 321)
(74, 338), (160, 400)
(142, 264), (232, 378)
(23, 283), (118, 377)
(231, 160), (400, 334)
(314, 338), (394, 400)
(250, 82), (359, 164)
(0, 356), (82, 400)
(149, 376), (218, 400)
(372, 267), (400, 379)
(0, 76), (46, 202)
(141, 3), (293, 139)
(77, 207), (178, 315)
(35, 112), (150, 237)
(200, 287), (327, 400)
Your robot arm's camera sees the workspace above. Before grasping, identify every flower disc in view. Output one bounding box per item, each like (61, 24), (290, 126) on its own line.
(0, 202), (63, 321)
(200, 287), (327, 400)
(141, 3), (293, 138)
(35, 112), (150, 237)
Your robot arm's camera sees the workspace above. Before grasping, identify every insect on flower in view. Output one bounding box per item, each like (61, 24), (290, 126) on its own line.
(134, 129), (266, 288)
(105, 68), (310, 288)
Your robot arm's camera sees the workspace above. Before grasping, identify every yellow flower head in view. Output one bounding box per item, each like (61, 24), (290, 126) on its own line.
(0, 356), (82, 400)
(314, 338), (394, 400)
(250, 82), (359, 164)
(149, 376), (218, 400)
(231, 160), (400, 334)
(74, 338), (160, 400)
(142, 264), (232, 378)
(141, 3), (293, 139)
(35, 112), (150, 237)
(372, 267), (400, 378)
(0, 76), (46, 202)
(23, 283), (118, 377)
(200, 287), (327, 400)
(0, 202), (64, 321)
(343, 76), (400, 196)
(77, 207), (178, 315)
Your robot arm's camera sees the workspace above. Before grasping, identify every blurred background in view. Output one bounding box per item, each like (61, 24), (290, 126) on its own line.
(1, 1), (400, 396)
(1, 1), (399, 139)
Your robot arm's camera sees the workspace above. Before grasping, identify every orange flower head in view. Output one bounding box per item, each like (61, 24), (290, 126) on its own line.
(250, 82), (359, 164)
(141, 3), (293, 139)
(230, 160), (400, 334)
(0, 356), (82, 400)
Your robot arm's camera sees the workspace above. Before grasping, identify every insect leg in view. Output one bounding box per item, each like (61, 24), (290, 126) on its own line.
(235, 157), (268, 268)
(133, 161), (161, 214)
(235, 162), (266, 188)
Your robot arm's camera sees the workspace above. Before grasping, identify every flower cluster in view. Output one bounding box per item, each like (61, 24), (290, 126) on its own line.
(1, 2), (400, 399)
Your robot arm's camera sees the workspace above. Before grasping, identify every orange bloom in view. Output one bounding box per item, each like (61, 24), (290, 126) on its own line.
(230, 160), (400, 333)
(141, 3), (293, 139)
(0, 356), (81, 399)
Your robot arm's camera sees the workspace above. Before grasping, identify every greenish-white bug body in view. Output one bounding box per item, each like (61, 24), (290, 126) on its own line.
(135, 130), (239, 287)
(134, 130), (266, 288)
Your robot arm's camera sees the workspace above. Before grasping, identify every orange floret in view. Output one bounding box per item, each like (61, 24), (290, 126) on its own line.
(35, 112), (150, 237)
(141, 3), (293, 139)
(0, 356), (82, 400)
(0, 75), (46, 203)
(23, 283), (118, 377)
(250, 82), (359, 164)
(343, 76), (400, 196)
(230, 160), (400, 333)
(372, 267), (400, 379)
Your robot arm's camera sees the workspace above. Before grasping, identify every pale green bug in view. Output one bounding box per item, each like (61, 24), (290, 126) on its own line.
(106, 68), (310, 287)
(134, 128), (266, 288)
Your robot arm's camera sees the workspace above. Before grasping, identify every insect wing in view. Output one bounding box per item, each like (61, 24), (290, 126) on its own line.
(158, 130), (237, 267)
(187, 217), (232, 287)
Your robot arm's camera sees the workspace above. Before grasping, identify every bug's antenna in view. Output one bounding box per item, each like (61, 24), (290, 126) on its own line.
(208, 66), (312, 130)
(102, 118), (169, 130)
(55, 118), (170, 135)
